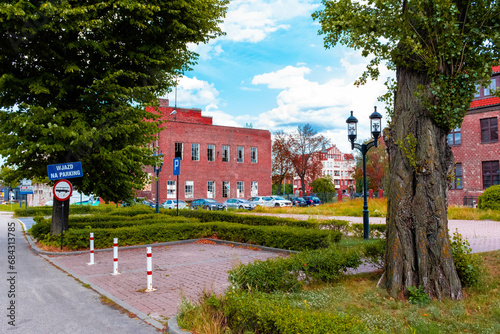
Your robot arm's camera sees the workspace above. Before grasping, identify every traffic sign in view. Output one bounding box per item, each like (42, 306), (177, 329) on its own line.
(47, 162), (83, 181)
(53, 180), (73, 201)
(20, 179), (32, 186)
(173, 158), (181, 176)
(20, 186), (34, 195)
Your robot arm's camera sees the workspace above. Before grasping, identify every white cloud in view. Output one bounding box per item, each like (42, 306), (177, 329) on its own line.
(251, 52), (394, 153)
(222, 0), (318, 43)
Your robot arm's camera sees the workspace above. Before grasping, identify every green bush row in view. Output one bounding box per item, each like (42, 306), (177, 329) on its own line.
(14, 205), (112, 217)
(228, 246), (361, 293)
(219, 290), (371, 334)
(34, 221), (342, 251)
(164, 210), (350, 229)
(478, 184), (500, 211)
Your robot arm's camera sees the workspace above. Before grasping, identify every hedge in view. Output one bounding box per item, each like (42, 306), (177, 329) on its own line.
(220, 290), (371, 334)
(14, 205), (112, 217)
(351, 223), (386, 238)
(33, 221), (342, 251)
(163, 210), (349, 229)
(228, 246), (361, 293)
(478, 184), (500, 211)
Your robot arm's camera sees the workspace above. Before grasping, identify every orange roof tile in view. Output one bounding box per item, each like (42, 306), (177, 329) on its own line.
(470, 96), (500, 109)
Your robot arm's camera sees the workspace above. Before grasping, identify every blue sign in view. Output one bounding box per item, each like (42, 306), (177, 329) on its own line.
(173, 158), (181, 176)
(47, 162), (83, 181)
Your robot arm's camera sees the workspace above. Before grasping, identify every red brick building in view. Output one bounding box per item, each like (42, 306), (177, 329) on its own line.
(143, 99), (272, 204)
(448, 67), (500, 206)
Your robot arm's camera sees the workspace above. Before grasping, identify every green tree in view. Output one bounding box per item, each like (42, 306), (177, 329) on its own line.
(0, 0), (228, 234)
(353, 140), (388, 193)
(314, 0), (499, 300)
(290, 124), (329, 195)
(310, 175), (336, 194)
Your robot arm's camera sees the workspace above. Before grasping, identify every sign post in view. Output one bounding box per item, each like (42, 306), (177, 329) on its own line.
(173, 158), (181, 216)
(53, 179), (74, 250)
(47, 162), (83, 181)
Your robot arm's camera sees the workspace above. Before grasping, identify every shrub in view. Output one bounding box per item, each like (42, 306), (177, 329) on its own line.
(408, 285), (430, 305)
(478, 184), (500, 211)
(363, 239), (386, 269)
(33, 221), (341, 251)
(14, 205), (111, 217)
(351, 223), (386, 238)
(229, 246), (362, 293)
(221, 290), (371, 334)
(450, 231), (483, 287)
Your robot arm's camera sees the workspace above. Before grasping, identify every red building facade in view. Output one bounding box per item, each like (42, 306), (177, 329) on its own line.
(144, 99), (272, 204)
(448, 67), (500, 206)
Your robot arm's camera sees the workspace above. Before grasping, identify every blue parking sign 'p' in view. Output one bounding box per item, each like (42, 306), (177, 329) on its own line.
(173, 158), (181, 175)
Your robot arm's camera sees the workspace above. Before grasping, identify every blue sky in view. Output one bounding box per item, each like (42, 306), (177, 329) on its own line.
(164, 0), (394, 153)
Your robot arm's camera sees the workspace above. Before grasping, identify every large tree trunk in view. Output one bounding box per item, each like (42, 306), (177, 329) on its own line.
(51, 198), (70, 235)
(381, 66), (463, 300)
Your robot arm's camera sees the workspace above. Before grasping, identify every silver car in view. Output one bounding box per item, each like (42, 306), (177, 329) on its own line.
(161, 199), (188, 209)
(223, 198), (257, 210)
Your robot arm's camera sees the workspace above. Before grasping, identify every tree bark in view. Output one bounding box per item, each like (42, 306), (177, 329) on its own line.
(381, 66), (463, 300)
(51, 198), (70, 235)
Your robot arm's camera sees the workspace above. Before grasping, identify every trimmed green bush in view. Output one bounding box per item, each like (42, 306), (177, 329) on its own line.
(33, 221), (341, 251)
(228, 246), (361, 292)
(363, 239), (386, 269)
(478, 184), (500, 211)
(220, 290), (371, 334)
(14, 205), (112, 217)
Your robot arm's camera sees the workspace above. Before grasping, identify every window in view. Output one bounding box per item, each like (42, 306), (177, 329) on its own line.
(484, 79), (497, 96)
(175, 143), (183, 160)
(191, 143), (200, 161)
(185, 181), (193, 198)
(251, 147), (258, 163)
(207, 144), (215, 162)
(167, 180), (176, 198)
(447, 128), (461, 146)
(237, 146), (244, 163)
(251, 182), (258, 197)
(480, 118), (498, 143)
(237, 181), (244, 198)
(482, 161), (500, 189)
(222, 181), (230, 198)
(451, 163), (463, 190)
(474, 84), (481, 98)
(207, 181), (215, 198)
(222, 145), (229, 162)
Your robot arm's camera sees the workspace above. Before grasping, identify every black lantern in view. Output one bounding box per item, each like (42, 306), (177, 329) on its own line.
(346, 107), (383, 239)
(369, 106), (382, 146)
(153, 151), (164, 213)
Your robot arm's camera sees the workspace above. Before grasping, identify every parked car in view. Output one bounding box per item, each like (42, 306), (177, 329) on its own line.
(290, 196), (307, 207)
(223, 198), (256, 210)
(161, 199), (188, 210)
(302, 196), (321, 206)
(191, 198), (225, 210)
(269, 195), (292, 207)
(247, 196), (273, 207)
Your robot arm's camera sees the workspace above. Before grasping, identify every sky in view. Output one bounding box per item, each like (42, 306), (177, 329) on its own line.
(163, 0), (394, 153)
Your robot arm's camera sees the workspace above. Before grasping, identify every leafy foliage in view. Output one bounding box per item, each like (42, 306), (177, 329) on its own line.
(478, 184), (500, 211)
(450, 230), (483, 288)
(0, 0), (228, 203)
(228, 246), (362, 293)
(272, 130), (294, 194)
(352, 141), (388, 193)
(313, 0), (500, 131)
(310, 175), (336, 194)
(408, 286), (431, 306)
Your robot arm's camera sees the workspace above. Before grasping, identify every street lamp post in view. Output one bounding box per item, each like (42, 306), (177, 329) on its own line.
(346, 107), (382, 240)
(153, 151), (164, 214)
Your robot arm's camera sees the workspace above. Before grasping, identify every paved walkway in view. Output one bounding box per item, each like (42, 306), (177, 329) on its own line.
(17, 213), (500, 331)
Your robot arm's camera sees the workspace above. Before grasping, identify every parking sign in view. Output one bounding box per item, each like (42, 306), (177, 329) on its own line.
(173, 158), (181, 176)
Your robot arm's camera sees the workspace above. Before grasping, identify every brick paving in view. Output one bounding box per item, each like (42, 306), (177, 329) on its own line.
(26, 214), (500, 327)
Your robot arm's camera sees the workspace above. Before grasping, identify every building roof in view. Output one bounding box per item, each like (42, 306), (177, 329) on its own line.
(470, 96), (500, 109)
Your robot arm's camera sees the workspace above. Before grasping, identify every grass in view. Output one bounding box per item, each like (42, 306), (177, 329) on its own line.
(178, 250), (500, 334)
(252, 198), (500, 221)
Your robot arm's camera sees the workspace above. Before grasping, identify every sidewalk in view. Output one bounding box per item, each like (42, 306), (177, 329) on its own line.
(19, 214), (500, 332)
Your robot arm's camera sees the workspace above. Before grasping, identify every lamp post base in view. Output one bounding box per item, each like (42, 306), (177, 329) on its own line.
(363, 209), (369, 240)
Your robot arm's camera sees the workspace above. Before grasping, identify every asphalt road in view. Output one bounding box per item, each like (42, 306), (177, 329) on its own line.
(0, 213), (161, 333)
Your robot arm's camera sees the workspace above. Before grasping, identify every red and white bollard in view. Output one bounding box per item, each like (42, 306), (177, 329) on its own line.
(145, 247), (156, 292)
(111, 238), (120, 275)
(87, 233), (95, 265)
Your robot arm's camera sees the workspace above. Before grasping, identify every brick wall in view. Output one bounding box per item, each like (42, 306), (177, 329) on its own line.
(145, 100), (272, 203)
(448, 106), (500, 206)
